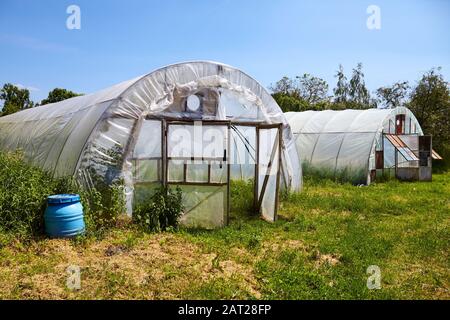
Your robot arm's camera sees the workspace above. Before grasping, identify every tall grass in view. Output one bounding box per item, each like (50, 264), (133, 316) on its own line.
(302, 162), (368, 185)
(0, 151), (125, 238)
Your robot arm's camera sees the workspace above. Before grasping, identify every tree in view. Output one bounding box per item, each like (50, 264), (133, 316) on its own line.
(270, 76), (295, 95)
(272, 92), (309, 112)
(296, 73), (329, 104)
(348, 63), (371, 108)
(376, 81), (409, 109)
(333, 64), (348, 103)
(40, 88), (82, 105)
(408, 68), (450, 154)
(0, 83), (34, 116)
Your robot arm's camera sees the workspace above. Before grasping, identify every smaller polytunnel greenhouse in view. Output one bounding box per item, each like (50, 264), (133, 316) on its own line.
(286, 107), (442, 185)
(0, 61), (302, 229)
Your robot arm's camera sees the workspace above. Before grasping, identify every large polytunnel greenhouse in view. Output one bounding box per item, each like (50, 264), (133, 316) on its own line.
(286, 107), (442, 185)
(0, 61), (301, 229)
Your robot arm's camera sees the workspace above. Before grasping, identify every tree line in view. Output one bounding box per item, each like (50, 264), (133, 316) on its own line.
(0, 85), (81, 116)
(270, 64), (450, 162)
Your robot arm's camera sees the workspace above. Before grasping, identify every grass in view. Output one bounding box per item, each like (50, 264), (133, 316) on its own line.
(0, 173), (449, 299)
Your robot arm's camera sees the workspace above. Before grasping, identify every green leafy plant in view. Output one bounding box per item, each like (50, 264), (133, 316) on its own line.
(133, 185), (184, 232)
(0, 151), (55, 236)
(0, 151), (126, 238)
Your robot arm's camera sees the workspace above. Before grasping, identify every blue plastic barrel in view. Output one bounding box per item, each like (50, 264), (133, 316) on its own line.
(44, 194), (85, 238)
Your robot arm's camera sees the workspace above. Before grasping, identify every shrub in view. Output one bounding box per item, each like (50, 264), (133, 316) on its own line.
(0, 151), (126, 237)
(81, 180), (125, 232)
(133, 185), (183, 232)
(0, 151), (55, 236)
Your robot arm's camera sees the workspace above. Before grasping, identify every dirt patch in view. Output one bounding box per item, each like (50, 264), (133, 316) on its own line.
(314, 253), (341, 267)
(0, 232), (261, 299)
(262, 235), (307, 253)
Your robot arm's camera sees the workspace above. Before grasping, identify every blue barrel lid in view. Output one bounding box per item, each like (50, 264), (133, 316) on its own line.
(47, 194), (81, 204)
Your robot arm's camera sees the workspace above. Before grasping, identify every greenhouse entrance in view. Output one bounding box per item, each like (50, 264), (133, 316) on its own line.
(131, 119), (283, 229)
(166, 120), (231, 228)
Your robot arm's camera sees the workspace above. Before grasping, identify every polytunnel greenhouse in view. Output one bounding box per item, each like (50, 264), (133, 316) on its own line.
(286, 107), (442, 185)
(0, 61), (302, 229)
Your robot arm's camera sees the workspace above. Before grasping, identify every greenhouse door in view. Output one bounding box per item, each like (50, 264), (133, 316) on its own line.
(165, 121), (230, 229)
(255, 124), (282, 222)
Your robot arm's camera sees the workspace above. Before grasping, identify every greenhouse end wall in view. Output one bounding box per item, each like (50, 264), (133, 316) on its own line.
(0, 61), (302, 229)
(286, 107), (425, 185)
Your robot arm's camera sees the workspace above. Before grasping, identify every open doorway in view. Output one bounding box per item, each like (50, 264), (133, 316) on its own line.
(131, 119), (283, 229)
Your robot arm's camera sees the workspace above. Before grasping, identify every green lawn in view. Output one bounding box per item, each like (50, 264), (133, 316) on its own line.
(0, 173), (449, 299)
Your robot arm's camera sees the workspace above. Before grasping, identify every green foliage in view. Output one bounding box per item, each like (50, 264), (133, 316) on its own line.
(40, 88), (82, 105)
(0, 151), (55, 236)
(81, 180), (126, 232)
(408, 67), (450, 164)
(348, 63), (372, 108)
(334, 64), (348, 103)
(271, 63), (376, 112)
(0, 83), (34, 116)
(0, 151), (125, 237)
(302, 161), (368, 185)
(272, 92), (309, 112)
(296, 73), (329, 104)
(230, 179), (256, 218)
(376, 81), (409, 109)
(133, 185), (184, 232)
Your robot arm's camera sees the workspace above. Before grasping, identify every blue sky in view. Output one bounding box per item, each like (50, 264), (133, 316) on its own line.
(0, 0), (449, 103)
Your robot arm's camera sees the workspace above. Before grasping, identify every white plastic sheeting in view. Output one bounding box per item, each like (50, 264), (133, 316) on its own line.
(286, 107), (423, 184)
(0, 61), (301, 227)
